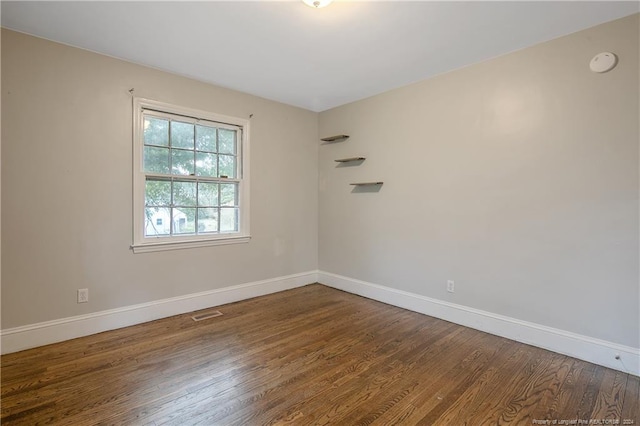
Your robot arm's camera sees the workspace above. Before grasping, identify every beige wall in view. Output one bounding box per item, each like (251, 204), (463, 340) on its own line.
(319, 14), (639, 348)
(1, 29), (319, 328)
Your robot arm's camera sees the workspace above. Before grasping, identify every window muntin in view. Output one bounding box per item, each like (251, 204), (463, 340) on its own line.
(133, 99), (249, 252)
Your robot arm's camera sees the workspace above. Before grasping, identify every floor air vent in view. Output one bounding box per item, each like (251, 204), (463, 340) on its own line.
(191, 310), (223, 322)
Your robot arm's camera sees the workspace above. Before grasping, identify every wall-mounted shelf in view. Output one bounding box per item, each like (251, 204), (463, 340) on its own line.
(350, 182), (384, 186)
(321, 135), (349, 142)
(335, 157), (365, 163)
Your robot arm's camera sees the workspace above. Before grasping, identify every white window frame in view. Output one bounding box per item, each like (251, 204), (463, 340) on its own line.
(131, 98), (250, 253)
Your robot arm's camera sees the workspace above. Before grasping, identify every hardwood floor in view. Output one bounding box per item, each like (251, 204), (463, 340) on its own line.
(1, 284), (638, 425)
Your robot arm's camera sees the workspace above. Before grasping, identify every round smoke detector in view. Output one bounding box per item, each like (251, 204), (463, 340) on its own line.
(589, 52), (618, 73)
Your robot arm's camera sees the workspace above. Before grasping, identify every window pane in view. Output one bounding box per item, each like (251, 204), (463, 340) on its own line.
(197, 208), (219, 234)
(219, 154), (236, 178)
(173, 208), (195, 235)
(219, 128), (236, 154)
(220, 183), (237, 206)
(171, 121), (194, 149)
(144, 117), (169, 146)
(196, 125), (216, 152)
(198, 182), (218, 207)
(195, 152), (217, 177)
(145, 207), (170, 236)
(220, 208), (238, 232)
(171, 149), (194, 175)
(173, 181), (196, 207)
(145, 179), (171, 206)
(144, 146), (170, 174)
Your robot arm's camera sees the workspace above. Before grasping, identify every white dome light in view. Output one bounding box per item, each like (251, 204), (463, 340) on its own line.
(303, 0), (333, 8)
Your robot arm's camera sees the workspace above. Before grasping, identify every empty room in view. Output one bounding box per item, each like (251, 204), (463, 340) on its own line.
(1, 1), (639, 424)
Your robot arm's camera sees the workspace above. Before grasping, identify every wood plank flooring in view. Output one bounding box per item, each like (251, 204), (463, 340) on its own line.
(1, 284), (638, 425)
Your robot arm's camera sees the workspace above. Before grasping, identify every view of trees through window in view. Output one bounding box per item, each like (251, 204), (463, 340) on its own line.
(142, 114), (240, 237)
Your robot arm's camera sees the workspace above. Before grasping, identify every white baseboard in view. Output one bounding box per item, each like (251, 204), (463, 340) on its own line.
(318, 271), (640, 376)
(1, 271), (318, 355)
(4, 269), (638, 377)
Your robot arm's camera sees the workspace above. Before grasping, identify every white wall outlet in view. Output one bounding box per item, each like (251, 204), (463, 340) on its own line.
(77, 288), (89, 303)
(447, 280), (455, 293)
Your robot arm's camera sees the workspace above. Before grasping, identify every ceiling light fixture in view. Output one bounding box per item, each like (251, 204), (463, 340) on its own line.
(303, 0), (333, 8)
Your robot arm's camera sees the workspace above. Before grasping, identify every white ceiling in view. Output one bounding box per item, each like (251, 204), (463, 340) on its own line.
(2, 1), (638, 112)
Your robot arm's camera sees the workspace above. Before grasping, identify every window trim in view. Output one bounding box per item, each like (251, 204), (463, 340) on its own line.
(131, 98), (250, 253)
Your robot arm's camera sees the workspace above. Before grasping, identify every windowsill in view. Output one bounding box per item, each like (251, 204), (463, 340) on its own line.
(131, 235), (251, 253)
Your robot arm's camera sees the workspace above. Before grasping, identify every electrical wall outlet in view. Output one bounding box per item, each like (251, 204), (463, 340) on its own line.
(447, 280), (455, 293)
(77, 288), (89, 303)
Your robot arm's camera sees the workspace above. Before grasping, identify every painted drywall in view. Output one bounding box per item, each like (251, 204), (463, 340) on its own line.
(0, 28), (3, 332)
(1, 29), (318, 329)
(318, 14), (639, 348)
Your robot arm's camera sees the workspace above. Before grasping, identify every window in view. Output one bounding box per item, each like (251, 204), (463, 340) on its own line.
(132, 98), (250, 253)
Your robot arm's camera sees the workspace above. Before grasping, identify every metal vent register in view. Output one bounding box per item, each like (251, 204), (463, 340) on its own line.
(191, 310), (224, 322)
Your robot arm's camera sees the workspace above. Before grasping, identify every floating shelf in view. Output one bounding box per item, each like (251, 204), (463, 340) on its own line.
(350, 182), (384, 186)
(321, 134), (349, 142)
(335, 157), (365, 163)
